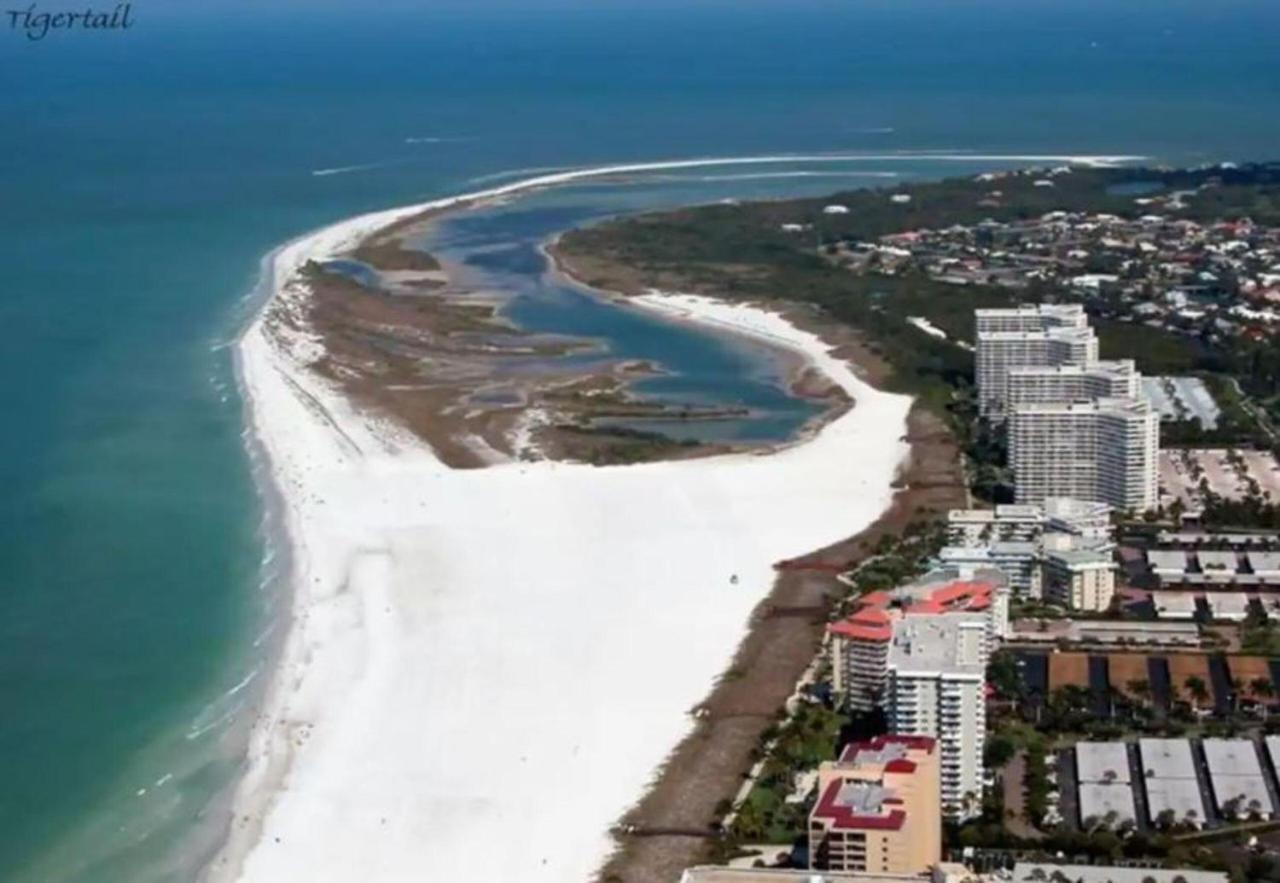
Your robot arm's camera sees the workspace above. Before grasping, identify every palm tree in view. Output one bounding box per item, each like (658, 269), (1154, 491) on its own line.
(1185, 675), (1210, 707)
(1128, 679), (1152, 705)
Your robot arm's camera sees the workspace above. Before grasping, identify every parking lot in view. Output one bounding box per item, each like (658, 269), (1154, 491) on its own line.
(1161, 447), (1280, 508)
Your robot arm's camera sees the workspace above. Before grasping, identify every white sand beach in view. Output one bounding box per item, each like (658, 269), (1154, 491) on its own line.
(214, 155), (1129, 881)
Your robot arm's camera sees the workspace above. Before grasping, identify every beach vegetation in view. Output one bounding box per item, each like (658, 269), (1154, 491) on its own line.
(728, 702), (846, 845)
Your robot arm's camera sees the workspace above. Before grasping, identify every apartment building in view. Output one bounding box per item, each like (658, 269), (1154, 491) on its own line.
(1006, 359), (1139, 411)
(975, 303), (1090, 335)
(946, 504), (1044, 545)
(809, 735), (941, 875)
(885, 616), (989, 820)
(828, 574), (1001, 820)
(975, 305), (1097, 418)
(938, 541), (1042, 599)
(1042, 497), (1114, 541)
(831, 573), (1007, 712)
(1009, 397), (1159, 512)
(1042, 541), (1117, 612)
(947, 498), (1113, 546)
(829, 606), (894, 712)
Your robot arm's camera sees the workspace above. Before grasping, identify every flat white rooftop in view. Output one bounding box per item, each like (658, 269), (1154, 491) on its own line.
(1143, 776), (1206, 827)
(1044, 496), (1112, 521)
(1078, 782), (1137, 827)
(1203, 737), (1265, 777)
(886, 614), (987, 676)
(1202, 738), (1274, 818)
(1266, 736), (1280, 781)
(948, 504), (1043, 523)
(1076, 741), (1132, 784)
(1012, 863), (1227, 883)
(1153, 592), (1198, 619)
(1148, 550), (1189, 574)
(1206, 592), (1250, 621)
(1139, 738), (1198, 780)
(1198, 550), (1240, 576)
(1248, 551), (1280, 576)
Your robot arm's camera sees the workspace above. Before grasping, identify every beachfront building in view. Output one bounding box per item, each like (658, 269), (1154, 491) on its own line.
(1042, 538), (1117, 612)
(946, 504), (1044, 546)
(946, 498), (1113, 546)
(943, 498), (1116, 608)
(830, 574), (1001, 817)
(808, 735), (941, 874)
(830, 573), (1007, 714)
(974, 304), (1160, 514)
(1009, 397), (1160, 512)
(830, 606), (894, 713)
(938, 541), (1041, 599)
(885, 616), (988, 820)
(975, 304), (1096, 418)
(1005, 359), (1140, 412)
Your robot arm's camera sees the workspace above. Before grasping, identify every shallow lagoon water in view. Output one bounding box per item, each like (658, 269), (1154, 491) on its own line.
(426, 190), (828, 443)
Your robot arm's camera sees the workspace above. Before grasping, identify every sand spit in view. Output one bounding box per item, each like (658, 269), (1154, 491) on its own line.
(212, 154), (1134, 881)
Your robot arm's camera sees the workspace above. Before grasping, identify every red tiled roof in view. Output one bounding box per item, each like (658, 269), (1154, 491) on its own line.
(833, 579), (995, 631)
(904, 579), (993, 614)
(829, 623), (893, 641)
(838, 734), (937, 762)
(828, 606), (894, 641)
(812, 779), (906, 831)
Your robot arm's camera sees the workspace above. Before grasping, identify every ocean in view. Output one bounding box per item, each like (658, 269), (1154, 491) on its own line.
(0, 1), (1277, 879)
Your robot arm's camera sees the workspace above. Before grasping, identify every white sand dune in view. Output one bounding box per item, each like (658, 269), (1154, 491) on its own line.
(216, 153), (1095, 880)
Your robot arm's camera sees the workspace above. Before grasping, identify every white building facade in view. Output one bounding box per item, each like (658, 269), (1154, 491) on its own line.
(1006, 359), (1140, 411)
(885, 616), (989, 820)
(1042, 545), (1117, 611)
(975, 304), (1096, 418)
(1009, 397), (1159, 512)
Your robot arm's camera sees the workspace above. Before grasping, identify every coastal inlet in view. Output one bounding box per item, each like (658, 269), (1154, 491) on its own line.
(268, 187), (847, 467)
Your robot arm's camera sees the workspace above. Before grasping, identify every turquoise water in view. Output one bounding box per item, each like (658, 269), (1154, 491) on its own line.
(1, 1), (1278, 879)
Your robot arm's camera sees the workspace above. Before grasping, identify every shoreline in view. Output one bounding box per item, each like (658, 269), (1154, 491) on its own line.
(539, 235), (853, 459)
(208, 155), (1115, 882)
(592, 400), (965, 883)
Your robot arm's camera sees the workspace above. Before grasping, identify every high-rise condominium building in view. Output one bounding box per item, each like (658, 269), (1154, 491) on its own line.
(974, 303), (1090, 335)
(975, 305), (1097, 418)
(1006, 359), (1140, 411)
(885, 616), (989, 820)
(830, 573), (1007, 712)
(828, 574), (998, 821)
(1009, 397), (1159, 512)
